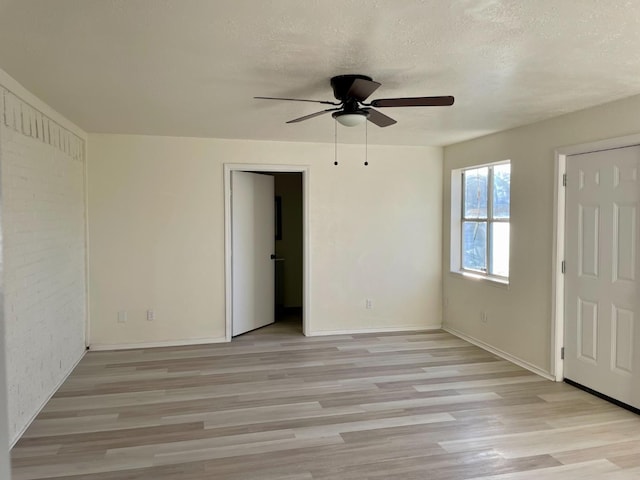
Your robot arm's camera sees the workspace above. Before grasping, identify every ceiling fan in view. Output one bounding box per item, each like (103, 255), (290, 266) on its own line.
(255, 74), (454, 127)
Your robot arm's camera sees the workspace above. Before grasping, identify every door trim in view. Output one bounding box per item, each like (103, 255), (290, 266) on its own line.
(224, 164), (310, 341)
(552, 133), (640, 381)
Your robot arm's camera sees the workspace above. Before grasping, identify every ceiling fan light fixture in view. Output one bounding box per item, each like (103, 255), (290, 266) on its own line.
(332, 111), (368, 127)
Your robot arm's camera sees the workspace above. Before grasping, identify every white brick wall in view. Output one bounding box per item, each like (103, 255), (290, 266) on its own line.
(0, 89), (10, 479)
(0, 87), (87, 444)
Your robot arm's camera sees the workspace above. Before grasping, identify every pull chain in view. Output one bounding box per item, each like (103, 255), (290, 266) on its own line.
(333, 119), (338, 165)
(333, 118), (370, 166)
(364, 119), (368, 166)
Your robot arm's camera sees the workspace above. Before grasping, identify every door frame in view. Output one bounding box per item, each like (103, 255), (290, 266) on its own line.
(552, 133), (640, 381)
(224, 163), (310, 341)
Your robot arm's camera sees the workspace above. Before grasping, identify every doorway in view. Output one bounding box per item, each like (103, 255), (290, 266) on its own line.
(554, 138), (640, 410)
(224, 164), (309, 341)
(273, 172), (303, 329)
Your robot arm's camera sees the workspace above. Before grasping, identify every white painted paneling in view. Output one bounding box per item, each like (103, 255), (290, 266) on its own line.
(612, 306), (633, 374)
(578, 205), (599, 278)
(577, 298), (598, 363)
(87, 135), (443, 345)
(613, 204), (636, 283)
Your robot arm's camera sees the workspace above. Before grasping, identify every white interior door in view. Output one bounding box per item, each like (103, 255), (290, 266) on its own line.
(231, 171), (275, 336)
(564, 145), (640, 409)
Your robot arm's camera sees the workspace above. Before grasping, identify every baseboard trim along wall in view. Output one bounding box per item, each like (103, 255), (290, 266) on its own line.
(88, 337), (228, 351)
(307, 325), (442, 337)
(10, 348), (86, 448)
(443, 326), (555, 381)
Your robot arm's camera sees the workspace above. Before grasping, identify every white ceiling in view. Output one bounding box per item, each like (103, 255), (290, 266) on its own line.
(1, 0), (640, 146)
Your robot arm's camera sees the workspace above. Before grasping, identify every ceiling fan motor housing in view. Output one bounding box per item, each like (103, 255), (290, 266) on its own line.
(330, 74), (373, 101)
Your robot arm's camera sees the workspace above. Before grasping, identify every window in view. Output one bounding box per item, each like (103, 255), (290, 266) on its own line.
(452, 161), (510, 281)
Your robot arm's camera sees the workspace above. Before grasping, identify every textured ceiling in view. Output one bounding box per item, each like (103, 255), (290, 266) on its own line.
(1, 0), (640, 146)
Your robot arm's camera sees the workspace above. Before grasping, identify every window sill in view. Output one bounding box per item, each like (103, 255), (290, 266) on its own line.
(450, 270), (510, 289)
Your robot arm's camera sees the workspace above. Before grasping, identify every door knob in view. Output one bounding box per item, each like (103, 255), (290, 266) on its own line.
(270, 254), (276, 260)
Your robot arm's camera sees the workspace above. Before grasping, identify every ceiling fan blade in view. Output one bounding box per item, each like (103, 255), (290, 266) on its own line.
(286, 108), (341, 123)
(255, 96), (340, 106)
(346, 78), (381, 101)
(370, 96), (455, 108)
(363, 108), (397, 127)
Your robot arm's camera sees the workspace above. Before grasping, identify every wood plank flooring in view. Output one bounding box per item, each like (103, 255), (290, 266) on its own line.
(10, 319), (640, 479)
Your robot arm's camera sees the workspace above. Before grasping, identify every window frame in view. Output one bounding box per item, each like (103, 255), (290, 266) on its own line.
(451, 160), (510, 284)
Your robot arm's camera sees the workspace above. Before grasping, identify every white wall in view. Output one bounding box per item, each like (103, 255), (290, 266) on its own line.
(0, 69), (88, 445)
(443, 93), (640, 376)
(87, 134), (443, 346)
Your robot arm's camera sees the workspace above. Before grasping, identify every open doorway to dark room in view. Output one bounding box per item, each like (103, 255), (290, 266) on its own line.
(273, 172), (303, 328)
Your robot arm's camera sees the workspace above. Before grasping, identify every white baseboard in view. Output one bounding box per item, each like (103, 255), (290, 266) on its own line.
(10, 347), (86, 448)
(88, 337), (228, 351)
(443, 326), (555, 381)
(306, 325), (442, 337)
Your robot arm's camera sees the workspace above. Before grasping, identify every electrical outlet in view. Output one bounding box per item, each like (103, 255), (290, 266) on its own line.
(481, 311), (488, 324)
(146, 309), (155, 321)
(365, 299), (372, 309)
(117, 311), (127, 323)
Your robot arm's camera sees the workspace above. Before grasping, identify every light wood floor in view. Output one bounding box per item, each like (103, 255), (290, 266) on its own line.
(11, 318), (640, 479)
